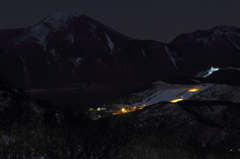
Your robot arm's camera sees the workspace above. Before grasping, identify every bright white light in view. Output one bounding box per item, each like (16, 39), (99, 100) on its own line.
(203, 67), (219, 77)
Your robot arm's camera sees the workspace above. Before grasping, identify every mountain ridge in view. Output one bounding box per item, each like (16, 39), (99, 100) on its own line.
(1, 10), (240, 107)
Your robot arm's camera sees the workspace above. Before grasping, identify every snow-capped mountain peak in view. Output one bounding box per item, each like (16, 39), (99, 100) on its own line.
(40, 10), (83, 29)
(171, 25), (240, 45)
(12, 10), (83, 50)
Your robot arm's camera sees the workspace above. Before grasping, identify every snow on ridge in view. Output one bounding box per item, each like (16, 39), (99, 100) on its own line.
(181, 25), (239, 44)
(12, 24), (50, 51)
(30, 24), (51, 51)
(191, 79), (201, 83)
(203, 67), (219, 77)
(67, 34), (74, 43)
(19, 55), (27, 63)
(54, 55), (59, 62)
(164, 46), (178, 69)
(72, 57), (85, 67)
(89, 23), (97, 37)
(196, 66), (240, 78)
(50, 48), (56, 56)
(222, 66), (240, 71)
(141, 49), (146, 57)
(97, 58), (107, 69)
(212, 25), (236, 33)
(42, 10), (82, 29)
(105, 33), (115, 55)
(228, 38), (240, 50)
(24, 10), (81, 50)
(89, 23), (97, 31)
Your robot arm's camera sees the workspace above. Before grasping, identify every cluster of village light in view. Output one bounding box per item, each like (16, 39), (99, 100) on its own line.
(112, 105), (146, 115)
(89, 87), (201, 119)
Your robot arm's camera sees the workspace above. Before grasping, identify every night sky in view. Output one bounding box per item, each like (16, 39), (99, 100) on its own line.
(1, 0), (240, 42)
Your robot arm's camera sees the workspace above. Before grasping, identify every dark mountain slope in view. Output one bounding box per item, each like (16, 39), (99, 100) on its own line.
(133, 100), (240, 149)
(170, 25), (240, 76)
(2, 11), (240, 107)
(0, 10), (180, 107)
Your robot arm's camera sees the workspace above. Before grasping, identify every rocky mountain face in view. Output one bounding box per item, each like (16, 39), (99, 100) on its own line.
(1, 10), (240, 108)
(170, 26), (240, 76)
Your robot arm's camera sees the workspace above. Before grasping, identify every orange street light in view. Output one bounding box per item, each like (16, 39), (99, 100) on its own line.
(169, 98), (184, 103)
(187, 88), (199, 92)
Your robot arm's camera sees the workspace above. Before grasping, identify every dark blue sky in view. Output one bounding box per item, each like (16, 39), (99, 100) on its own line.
(1, 0), (240, 42)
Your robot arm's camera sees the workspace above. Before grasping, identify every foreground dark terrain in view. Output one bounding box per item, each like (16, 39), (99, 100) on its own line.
(1, 10), (240, 158)
(1, 80), (240, 159)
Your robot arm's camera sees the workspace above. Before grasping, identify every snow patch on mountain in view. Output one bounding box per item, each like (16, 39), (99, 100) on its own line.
(50, 48), (56, 56)
(203, 67), (219, 77)
(89, 23), (97, 37)
(222, 67), (240, 71)
(13, 10), (82, 50)
(171, 25), (240, 47)
(29, 25), (51, 51)
(164, 46), (178, 69)
(54, 55), (59, 62)
(228, 38), (240, 50)
(73, 57), (85, 67)
(89, 23), (97, 31)
(12, 24), (50, 51)
(32, 104), (44, 115)
(212, 25), (237, 35)
(66, 34), (74, 43)
(195, 37), (210, 43)
(196, 67), (219, 77)
(196, 66), (240, 78)
(191, 79), (201, 83)
(141, 49), (146, 57)
(19, 55), (27, 63)
(105, 33), (114, 54)
(42, 10), (82, 30)
(97, 59), (107, 69)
